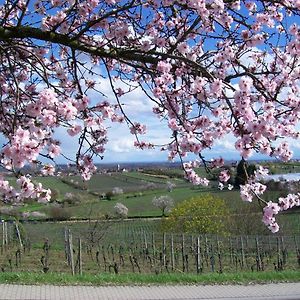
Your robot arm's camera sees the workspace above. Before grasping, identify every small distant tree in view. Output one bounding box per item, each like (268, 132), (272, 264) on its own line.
(234, 159), (256, 188)
(112, 187), (124, 195)
(114, 203), (128, 218)
(62, 192), (81, 206)
(49, 188), (60, 202)
(166, 181), (176, 192)
(161, 194), (229, 235)
(145, 182), (157, 190)
(152, 195), (174, 217)
(105, 191), (114, 200)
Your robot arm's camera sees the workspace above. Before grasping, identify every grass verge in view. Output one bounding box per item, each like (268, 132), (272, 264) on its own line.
(0, 271), (299, 286)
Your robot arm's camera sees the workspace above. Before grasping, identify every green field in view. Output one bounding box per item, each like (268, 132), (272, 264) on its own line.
(1, 163), (300, 237)
(264, 161), (300, 175)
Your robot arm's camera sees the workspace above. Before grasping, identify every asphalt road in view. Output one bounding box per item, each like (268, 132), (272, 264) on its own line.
(0, 282), (300, 300)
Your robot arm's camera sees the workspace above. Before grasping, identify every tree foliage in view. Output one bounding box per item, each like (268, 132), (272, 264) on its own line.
(234, 159), (256, 188)
(161, 194), (229, 235)
(114, 202), (128, 218)
(152, 195), (174, 216)
(0, 1), (299, 232)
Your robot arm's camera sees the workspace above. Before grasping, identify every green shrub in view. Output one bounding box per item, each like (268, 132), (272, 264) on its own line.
(49, 207), (71, 221)
(234, 159), (256, 187)
(161, 194), (229, 235)
(105, 191), (114, 200)
(62, 193), (81, 206)
(49, 188), (60, 202)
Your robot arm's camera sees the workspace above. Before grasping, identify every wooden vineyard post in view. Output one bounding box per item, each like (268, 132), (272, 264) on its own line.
(203, 235), (209, 268)
(110, 244), (115, 262)
(236, 236), (241, 270)
(216, 236), (223, 273)
(170, 234), (175, 271)
(276, 236), (283, 271)
(1, 221), (3, 254)
(41, 239), (50, 273)
(255, 236), (262, 271)
(181, 234), (185, 272)
(281, 236), (287, 266)
(229, 237), (233, 265)
(64, 228), (68, 260)
(152, 232), (156, 258)
(240, 236), (245, 269)
(144, 231), (148, 261)
(5, 221), (8, 249)
(2, 221), (8, 253)
(68, 230), (75, 275)
(119, 245), (125, 268)
(196, 236), (201, 274)
(15, 249), (21, 268)
(162, 233), (166, 268)
(14, 222), (23, 249)
(209, 243), (215, 273)
(78, 238), (82, 275)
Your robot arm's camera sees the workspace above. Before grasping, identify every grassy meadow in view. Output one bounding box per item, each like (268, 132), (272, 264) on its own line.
(1, 163), (299, 233)
(1, 270), (300, 285)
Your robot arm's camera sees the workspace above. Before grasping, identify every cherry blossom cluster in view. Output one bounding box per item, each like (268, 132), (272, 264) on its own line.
(184, 167), (209, 187)
(182, 160), (208, 186)
(278, 194), (300, 212)
(240, 182), (267, 203)
(0, 176), (51, 203)
(262, 201), (281, 233)
(78, 155), (97, 181)
(130, 123), (147, 135)
(263, 193), (300, 233)
(134, 141), (154, 150)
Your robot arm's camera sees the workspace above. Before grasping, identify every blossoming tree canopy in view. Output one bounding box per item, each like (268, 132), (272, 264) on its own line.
(0, 0), (299, 231)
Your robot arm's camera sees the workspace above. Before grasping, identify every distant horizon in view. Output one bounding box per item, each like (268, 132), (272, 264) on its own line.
(1, 157), (298, 174)
(56, 157), (300, 166)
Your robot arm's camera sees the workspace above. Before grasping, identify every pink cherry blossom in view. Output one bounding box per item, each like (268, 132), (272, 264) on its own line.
(48, 144), (61, 158)
(130, 122), (146, 135)
(67, 124), (82, 137)
(41, 164), (55, 176)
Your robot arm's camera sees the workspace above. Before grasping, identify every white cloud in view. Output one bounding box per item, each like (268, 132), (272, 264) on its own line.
(214, 137), (236, 151)
(95, 78), (153, 116)
(109, 137), (133, 153)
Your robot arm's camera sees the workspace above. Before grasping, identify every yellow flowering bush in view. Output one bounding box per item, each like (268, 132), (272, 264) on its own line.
(161, 194), (229, 235)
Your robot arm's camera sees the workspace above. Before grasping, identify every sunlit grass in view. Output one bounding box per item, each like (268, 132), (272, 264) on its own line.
(0, 271), (299, 285)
